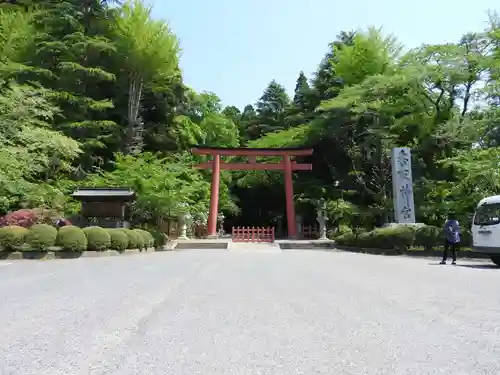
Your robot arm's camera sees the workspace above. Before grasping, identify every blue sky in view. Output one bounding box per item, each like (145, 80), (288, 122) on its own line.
(151, 0), (498, 109)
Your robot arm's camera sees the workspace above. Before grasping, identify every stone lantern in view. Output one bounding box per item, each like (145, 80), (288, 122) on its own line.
(316, 198), (328, 240)
(177, 204), (191, 240)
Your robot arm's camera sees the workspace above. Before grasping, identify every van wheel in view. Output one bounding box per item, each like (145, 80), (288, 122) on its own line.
(489, 255), (500, 266)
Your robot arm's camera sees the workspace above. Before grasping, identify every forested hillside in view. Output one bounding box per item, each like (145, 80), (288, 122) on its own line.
(0, 0), (499, 232)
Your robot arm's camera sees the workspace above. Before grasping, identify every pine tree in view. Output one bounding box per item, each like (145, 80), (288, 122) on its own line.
(248, 80), (290, 139)
(222, 105), (241, 127)
(241, 105), (257, 122)
(293, 71), (310, 111)
(24, 0), (118, 169)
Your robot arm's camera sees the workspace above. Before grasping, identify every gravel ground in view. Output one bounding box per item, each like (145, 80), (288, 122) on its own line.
(1, 249), (500, 375)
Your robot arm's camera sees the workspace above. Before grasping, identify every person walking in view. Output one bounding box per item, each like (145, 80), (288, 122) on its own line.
(440, 213), (460, 265)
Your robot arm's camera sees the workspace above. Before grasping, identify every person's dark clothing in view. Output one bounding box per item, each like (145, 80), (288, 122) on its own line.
(55, 218), (67, 228)
(441, 219), (460, 264)
(442, 239), (459, 263)
(443, 219), (460, 243)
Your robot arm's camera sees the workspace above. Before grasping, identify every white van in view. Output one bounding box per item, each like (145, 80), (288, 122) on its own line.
(472, 195), (500, 266)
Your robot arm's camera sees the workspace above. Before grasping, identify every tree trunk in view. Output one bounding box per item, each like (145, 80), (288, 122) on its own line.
(125, 74), (144, 154)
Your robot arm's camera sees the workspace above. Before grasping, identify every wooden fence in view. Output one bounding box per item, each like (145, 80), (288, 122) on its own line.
(301, 224), (319, 239)
(232, 226), (275, 243)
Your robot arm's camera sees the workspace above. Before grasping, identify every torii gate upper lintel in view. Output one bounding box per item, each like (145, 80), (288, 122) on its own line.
(191, 146), (314, 239)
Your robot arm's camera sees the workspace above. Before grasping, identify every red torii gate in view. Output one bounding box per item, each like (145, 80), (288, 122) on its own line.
(191, 146), (313, 239)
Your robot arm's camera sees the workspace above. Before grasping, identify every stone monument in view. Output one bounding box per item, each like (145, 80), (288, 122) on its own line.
(390, 147), (417, 224)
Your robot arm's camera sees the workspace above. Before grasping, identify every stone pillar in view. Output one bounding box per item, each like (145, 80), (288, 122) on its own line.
(391, 147), (416, 224)
(316, 209), (328, 240)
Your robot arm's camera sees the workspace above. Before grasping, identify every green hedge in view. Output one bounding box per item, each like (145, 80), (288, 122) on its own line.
(107, 229), (129, 251)
(414, 225), (441, 250)
(122, 229), (143, 249)
(150, 230), (167, 247)
(26, 224), (58, 250)
(0, 224), (157, 252)
(83, 226), (111, 251)
(336, 225), (416, 252)
(0, 225), (29, 250)
(335, 224), (472, 252)
(134, 229), (154, 248)
(56, 226), (87, 252)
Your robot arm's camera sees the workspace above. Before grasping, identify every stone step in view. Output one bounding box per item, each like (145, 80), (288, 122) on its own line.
(229, 242), (281, 252)
(174, 241), (229, 250)
(277, 240), (335, 250)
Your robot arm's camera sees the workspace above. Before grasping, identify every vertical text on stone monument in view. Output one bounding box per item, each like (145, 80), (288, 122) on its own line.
(391, 147), (416, 223)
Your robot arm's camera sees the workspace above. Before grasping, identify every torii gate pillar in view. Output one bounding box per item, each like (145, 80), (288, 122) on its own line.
(207, 154), (220, 237)
(192, 146), (314, 239)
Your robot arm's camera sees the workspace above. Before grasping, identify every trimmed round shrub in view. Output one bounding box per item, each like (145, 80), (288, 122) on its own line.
(414, 225), (441, 250)
(149, 230), (166, 247)
(122, 229), (143, 249)
(107, 229), (129, 251)
(56, 226), (87, 252)
(336, 226), (416, 252)
(335, 232), (356, 247)
(146, 231), (155, 247)
(0, 225), (29, 250)
(328, 224), (352, 239)
(83, 226), (111, 251)
(371, 226), (416, 251)
(357, 231), (375, 248)
(134, 229), (154, 248)
(26, 224), (58, 250)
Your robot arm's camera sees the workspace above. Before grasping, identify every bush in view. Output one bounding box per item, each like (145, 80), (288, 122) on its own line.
(83, 226), (111, 251)
(415, 225), (441, 250)
(26, 224), (58, 250)
(375, 226), (415, 251)
(122, 229), (143, 249)
(328, 224), (352, 239)
(0, 208), (69, 228)
(0, 209), (41, 228)
(358, 231), (376, 248)
(107, 229), (129, 251)
(56, 226), (87, 252)
(149, 230), (166, 247)
(335, 232), (357, 246)
(335, 225), (416, 252)
(134, 229), (154, 248)
(0, 225), (29, 250)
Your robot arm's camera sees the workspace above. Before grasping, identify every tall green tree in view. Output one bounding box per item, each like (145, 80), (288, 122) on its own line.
(245, 80), (290, 140)
(292, 71), (310, 110)
(112, 0), (180, 154)
(20, 1), (118, 170)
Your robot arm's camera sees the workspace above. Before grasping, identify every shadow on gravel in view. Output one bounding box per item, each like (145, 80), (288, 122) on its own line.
(428, 262), (499, 269)
(455, 264), (500, 269)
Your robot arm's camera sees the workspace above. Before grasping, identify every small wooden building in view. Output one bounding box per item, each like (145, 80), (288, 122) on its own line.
(71, 188), (136, 228)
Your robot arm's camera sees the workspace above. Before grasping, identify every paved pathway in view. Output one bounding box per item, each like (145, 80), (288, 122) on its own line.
(1, 250), (500, 374)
